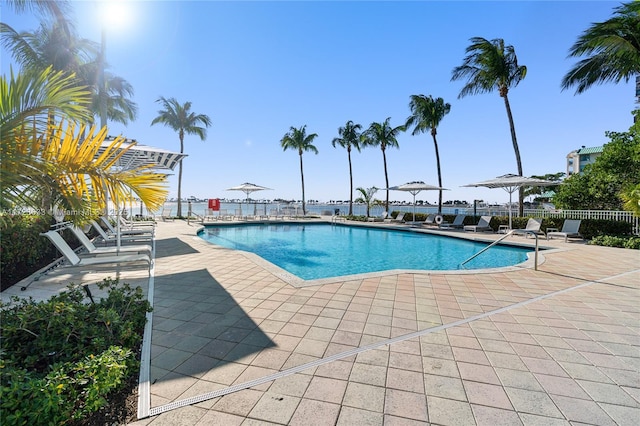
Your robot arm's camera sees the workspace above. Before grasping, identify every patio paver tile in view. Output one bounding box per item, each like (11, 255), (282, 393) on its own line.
(426, 396), (474, 425)
(303, 376), (348, 404)
(343, 382), (386, 412)
(247, 392), (301, 424)
(336, 406), (383, 426)
(384, 388), (428, 421)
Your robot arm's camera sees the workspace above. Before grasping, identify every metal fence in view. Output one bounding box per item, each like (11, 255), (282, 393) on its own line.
(522, 209), (639, 235)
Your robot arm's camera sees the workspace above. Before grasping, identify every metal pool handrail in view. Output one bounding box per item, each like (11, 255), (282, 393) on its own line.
(460, 230), (539, 271)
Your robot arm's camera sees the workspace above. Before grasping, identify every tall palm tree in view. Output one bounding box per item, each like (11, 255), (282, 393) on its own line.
(151, 97), (212, 217)
(362, 117), (405, 213)
(562, 1), (640, 95)
(452, 37), (527, 215)
(405, 95), (451, 214)
(1, 67), (167, 217)
(280, 125), (319, 215)
(1, 20), (137, 129)
(332, 120), (362, 215)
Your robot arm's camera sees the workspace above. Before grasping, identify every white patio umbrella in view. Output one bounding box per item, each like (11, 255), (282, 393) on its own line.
(462, 174), (560, 229)
(226, 182), (272, 216)
(387, 181), (448, 223)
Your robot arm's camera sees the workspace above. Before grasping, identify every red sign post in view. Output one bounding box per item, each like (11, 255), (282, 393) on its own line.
(208, 198), (220, 211)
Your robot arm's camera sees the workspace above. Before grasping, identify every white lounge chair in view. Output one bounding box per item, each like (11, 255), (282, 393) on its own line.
(547, 219), (582, 242)
(68, 226), (152, 256)
(439, 214), (465, 229)
(368, 212), (388, 222)
(100, 216), (154, 236)
(512, 218), (544, 238)
(387, 212), (406, 223)
(161, 207), (174, 221)
(464, 216), (493, 232)
(421, 214), (437, 227)
(90, 220), (153, 243)
(41, 230), (151, 272)
(119, 216), (155, 229)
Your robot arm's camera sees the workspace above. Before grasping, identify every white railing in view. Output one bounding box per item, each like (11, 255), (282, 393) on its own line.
(523, 209), (639, 235)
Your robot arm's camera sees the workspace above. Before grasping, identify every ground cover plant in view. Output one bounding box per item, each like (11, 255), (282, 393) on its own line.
(0, 278), (151, 425)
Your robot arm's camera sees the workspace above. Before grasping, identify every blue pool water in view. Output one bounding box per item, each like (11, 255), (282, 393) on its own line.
(198, 223), (532, 280)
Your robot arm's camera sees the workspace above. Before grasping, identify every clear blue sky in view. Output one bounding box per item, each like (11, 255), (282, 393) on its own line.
(1, 1), (635, 205)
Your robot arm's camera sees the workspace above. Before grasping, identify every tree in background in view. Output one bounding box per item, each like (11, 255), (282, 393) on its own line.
(452, 37), (527, 215)
(332, 120), (363, 216)
(280, 125), (319, 216)
(405, 94), (451, 214)
(523, 172), (565, 201)
(151, 97), (212, 216)
(362, 117), (405, 213)
(554, 126), (640, 210)
(562, 2), (640, 94)
(1, 17), (137, 129)
(354, 187), (381, 218)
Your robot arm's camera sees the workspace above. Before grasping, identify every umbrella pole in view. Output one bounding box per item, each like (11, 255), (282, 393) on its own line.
(413, 193), (416, 223)
(508, 191), (513, 229)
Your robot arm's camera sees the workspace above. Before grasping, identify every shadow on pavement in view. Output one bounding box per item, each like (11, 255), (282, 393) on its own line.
(151, 269), (274, 381)
(155, 238), (200, 259)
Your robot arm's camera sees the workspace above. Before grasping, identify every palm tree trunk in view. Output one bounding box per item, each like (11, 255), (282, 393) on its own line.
(502, 94), (524, 216)
(432, 133), (443, 214)
(382, 147), (389, 213)
(177, 134), (184, 217)
(299, 153), (306, 215)
(348, 149), (353, 216)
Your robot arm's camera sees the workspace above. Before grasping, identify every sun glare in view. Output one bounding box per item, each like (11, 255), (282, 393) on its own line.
(100, 0), (133, 31)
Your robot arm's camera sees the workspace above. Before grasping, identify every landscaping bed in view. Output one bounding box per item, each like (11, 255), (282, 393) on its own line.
(0, 279), (151, 425)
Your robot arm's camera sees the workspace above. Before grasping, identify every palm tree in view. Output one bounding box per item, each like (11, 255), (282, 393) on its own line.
(405, 95), (451, 214)
(562, 2), (640, 95)
(151, 97), (212, 217)
(362, 117), (405, 213)
(452, 36), (527, 215)
(280, 125), (319, 215)
(1, 20), (137, 129)
(354, 186), (380, 218)
(1, 67), (167, 217)
(332, 120), (363, 215)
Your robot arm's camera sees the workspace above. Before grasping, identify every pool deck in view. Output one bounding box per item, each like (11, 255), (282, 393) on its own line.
(3, 218), (639, 425)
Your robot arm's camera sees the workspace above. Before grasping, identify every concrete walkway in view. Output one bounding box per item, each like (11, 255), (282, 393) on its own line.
(5, 219), (639, 425)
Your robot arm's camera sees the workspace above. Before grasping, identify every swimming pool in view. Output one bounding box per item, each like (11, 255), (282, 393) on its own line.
(198, 223), (534, 281)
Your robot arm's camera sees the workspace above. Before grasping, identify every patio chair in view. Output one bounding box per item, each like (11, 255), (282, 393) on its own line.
(161, 207), (174, 221)
(119, 216), (155, 229)
(368, 211), (388, 222)
(67, 225), (152, 256)
(439, 214), (465, 229)
(41, 230), (151, 272)
(100, 216), (154, 236)
(421, 214), (437, 227)
(463, 216), (493, 232)
(512, 218), (544, 238)
(202, 208), (218, 223)
(387, 212), (405, 223)
(546, 219), (583, 242)
(90, 220), (153, 243)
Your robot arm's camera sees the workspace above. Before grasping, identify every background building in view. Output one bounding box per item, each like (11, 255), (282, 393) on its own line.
(566, 145), (604, 175)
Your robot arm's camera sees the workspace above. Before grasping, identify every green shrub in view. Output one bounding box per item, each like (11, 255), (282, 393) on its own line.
(589, 235), (640, 249)
(1, 347), (131, 425)
(0, 278), (151, 425)
(0, 214), (57, 290)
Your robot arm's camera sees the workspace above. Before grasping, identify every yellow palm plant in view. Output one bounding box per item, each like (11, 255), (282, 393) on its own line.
(4, 121), (168, 219)
(1, 67), (168, 221)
